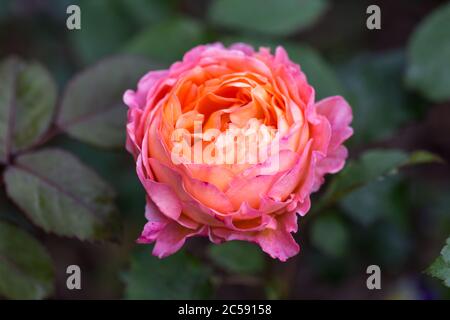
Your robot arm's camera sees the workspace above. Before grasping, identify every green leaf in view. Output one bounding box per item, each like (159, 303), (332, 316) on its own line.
(346, 155), (443, 228)
(339, 51), (417, 144)
(310, 214), (349, 258)
(407, 150), (445, 165)
(208, 241), (265, 275)
(317, 149), (442, 212)
(4, 148), (122, 241)
(124, 17), (206, 65)
(340, 177), (408, 227)
(406, 3), (450, 102)
(208, 0), (328, 36)
(123, 249), (212, 299)
(57, 55), (155, 148)
(0, 192), (32, 229)
(0, 57), (57, 162)
(325, 149), (407, 196)
(427, 236), (450, 287)
(120, 0), (177, 27)
(0, 221), (54, 299)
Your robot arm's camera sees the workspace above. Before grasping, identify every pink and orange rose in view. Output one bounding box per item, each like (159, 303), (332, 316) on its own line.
(124, 43), (353, 261)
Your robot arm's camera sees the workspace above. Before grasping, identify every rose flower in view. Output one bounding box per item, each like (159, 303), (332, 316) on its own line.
(124, 43), (353, 261)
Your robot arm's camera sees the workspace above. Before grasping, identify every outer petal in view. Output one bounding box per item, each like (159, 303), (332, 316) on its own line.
(210, 210), (299, 262)
(137, 197), (169, 243)
(124, 70), (168, 110)
(152, 223), (204, 258)
(229, 42), (255, 55)
(124, 70), (170, 157)
(257, 211), (299, 262)
(314, 96), (353, 188)
(146, 181), (183, 221)
(316, 96), (353, 153)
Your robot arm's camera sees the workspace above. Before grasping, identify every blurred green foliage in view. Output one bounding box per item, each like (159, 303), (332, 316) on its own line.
(208, 241), (265, 275)
(310, 213), (349, 258)
(124, 17), (206, 65)
(339, 51), (419, 145)
(406, 2), (450, 102)
(123, 248), (212, 299)
(208, 0), (328, 36)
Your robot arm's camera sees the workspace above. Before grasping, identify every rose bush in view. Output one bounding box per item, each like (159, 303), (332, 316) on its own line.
(124, 43), (353, 261)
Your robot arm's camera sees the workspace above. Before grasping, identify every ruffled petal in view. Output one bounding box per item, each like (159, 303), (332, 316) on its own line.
(152, 223), (203, 258)
(314, 96), (353, 188)
(137, 197), (169, 243)
(257, 212), (299, 262)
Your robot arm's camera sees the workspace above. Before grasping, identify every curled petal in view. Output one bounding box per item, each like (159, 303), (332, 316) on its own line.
(138, 198), (169, 243)
(316, 96), (353, 152)
(153, 223), (204, 258)
(183, 178), (234, 213)
(226, 174), (280, 210)
(257, 212), (299, 262)
(314, 96), (353, 188)
(268, 140), (312, 201)
(146, 180), (182, 221)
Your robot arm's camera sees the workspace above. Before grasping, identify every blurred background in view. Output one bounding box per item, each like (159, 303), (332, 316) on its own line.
(0, 0), (449, 299)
